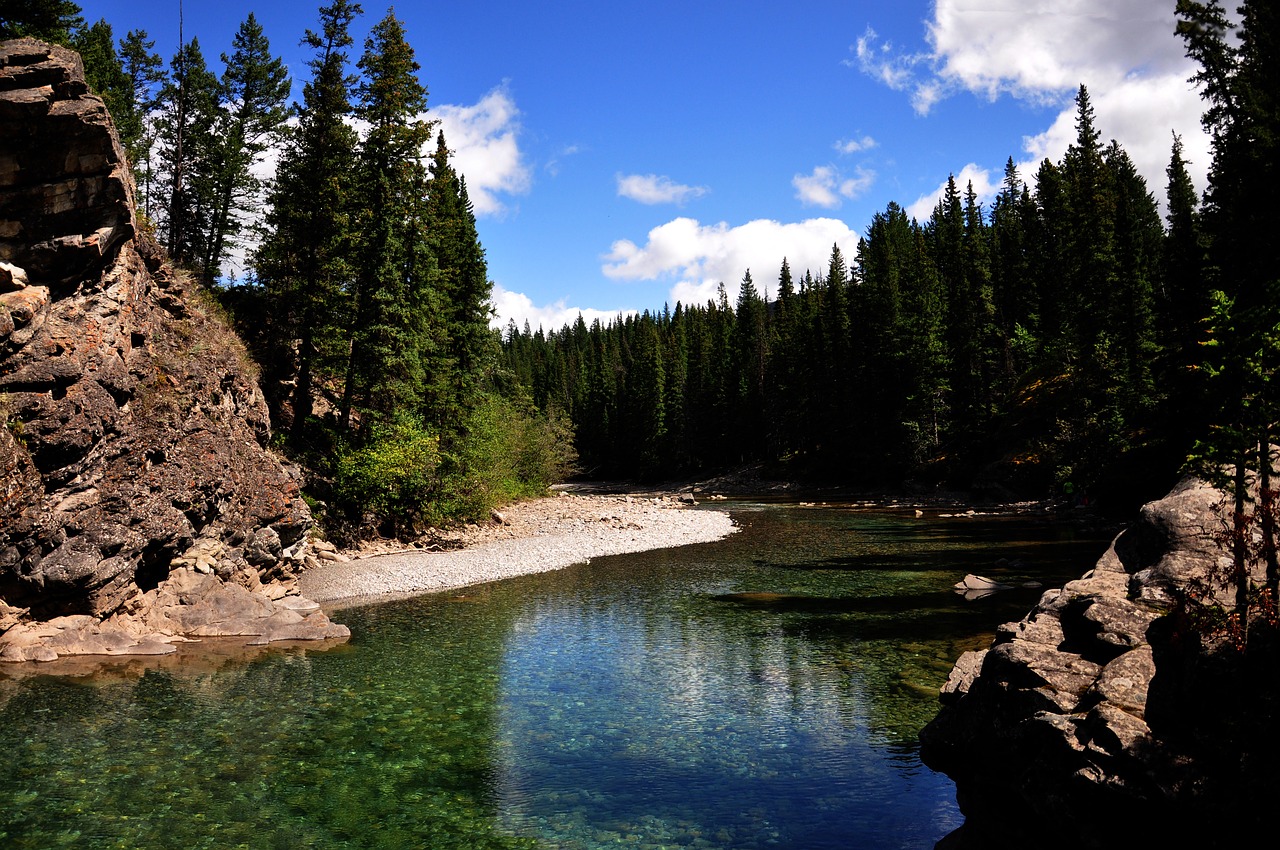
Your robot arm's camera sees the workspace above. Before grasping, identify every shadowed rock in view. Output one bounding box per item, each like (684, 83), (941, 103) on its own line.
(921, 475), (1277, 849)
(0, 38), (347, 661)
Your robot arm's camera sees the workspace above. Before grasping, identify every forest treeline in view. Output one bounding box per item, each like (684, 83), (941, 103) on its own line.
(502, 86), (1203, 507)
(2, 0), (575, 537)
(3, 2), (1277, 545)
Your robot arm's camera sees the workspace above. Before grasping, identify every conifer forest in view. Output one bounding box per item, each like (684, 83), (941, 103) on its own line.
(4, 0), (1278, 530)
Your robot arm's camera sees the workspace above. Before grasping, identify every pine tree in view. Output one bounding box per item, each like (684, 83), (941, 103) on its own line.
(117, 29), (164, 217)
(155, 37), (219, 264)
(0, 0), (84, 42)
(341, 8), (437, 429)
(423, 130), (495, 435)
(731, 271), (768, 461)
(199, 13), (291, 283)
(255, 0), (362, 441)
(1160, 133), (1207, 370)
(989, 158), (1035, 384)
(1178, 0), (1280, 616)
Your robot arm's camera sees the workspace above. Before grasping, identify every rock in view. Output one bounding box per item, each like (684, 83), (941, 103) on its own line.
(921, 474), (1276, 848)
(0, 261), (28, 290)
(0, 39), (134, 284)
(244, 527), (283, 566)
(0, 39), (328, 659)
(953, 574), (1013, 599)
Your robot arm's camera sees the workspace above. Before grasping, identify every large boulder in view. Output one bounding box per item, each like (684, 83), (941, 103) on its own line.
(921, 475), (1278, 848)
(0, 38), (347, 656)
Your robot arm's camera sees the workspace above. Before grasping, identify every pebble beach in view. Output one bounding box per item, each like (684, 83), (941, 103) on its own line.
(299, 493), (737, 608)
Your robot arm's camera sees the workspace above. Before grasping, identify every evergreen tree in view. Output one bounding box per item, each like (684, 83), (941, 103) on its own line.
(0, 0), (84, 42)
(1104, 140), (1162, 418)
(1178, 0), (1280, 615)
(989, 158), (1035, 384)
(341, 8), (438, 429)
(731, 271), (768, 461)
(117, 29), (164, 217)
(200, 13), (291, 283)
(155, 37), (219, 264)
(1160, 133), (1207, 372)
(423, 130), (494, 434)
(255, 0), (362, 441)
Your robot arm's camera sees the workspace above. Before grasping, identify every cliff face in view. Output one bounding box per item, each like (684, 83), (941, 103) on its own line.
(0, 38), (347, 659)
(921, 475), (1279, 848)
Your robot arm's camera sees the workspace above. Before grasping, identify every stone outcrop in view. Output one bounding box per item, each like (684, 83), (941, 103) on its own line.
(921, 475), (1278, 848)
(0, 38), (348, 660)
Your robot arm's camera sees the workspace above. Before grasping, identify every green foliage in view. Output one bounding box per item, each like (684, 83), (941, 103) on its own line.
(155, 36), (220, 266)
(501, 87), (1190, 503)
(431, 394), (578, 524)
(199, 13), (291, 284)
(333, 416), (442, 530)
(0, 0), (84, 42)
(1177, 0), (1280, 632)
(331, 394), (576, 532)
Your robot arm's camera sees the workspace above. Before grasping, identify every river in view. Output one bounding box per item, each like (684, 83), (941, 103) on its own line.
(0, 500), (1111, 849)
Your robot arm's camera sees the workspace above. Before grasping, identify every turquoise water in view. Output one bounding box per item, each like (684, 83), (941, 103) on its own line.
(0, 503), (1109, 849)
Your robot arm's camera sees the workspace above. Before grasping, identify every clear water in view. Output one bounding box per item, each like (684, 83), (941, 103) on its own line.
(0, 502), (1109, 850)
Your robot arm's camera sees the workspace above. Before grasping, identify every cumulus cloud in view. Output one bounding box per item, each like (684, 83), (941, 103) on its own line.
(1018, 75), (1214, 199)
(835, 135), (877, 154)
(793, 165), (876, 209)
(602, 216), (863, 306)
(488, 284), (631, 332)
(616, 173), (709, 205)
(926, 0), (1186, 102)
(434, 85), (532, 217)
(905, 162), (1001, 222)
(855, 0), (1211, 200)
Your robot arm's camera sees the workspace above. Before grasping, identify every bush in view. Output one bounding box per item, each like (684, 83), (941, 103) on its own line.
(328, 394), (577, 536)
(332, 417), (442, 532)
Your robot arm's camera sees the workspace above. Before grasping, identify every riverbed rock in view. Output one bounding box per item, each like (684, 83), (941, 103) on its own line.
(0, 38), (346, 659)
(921, 474), (1279, 848)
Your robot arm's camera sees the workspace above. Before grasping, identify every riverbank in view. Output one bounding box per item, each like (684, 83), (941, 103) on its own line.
(300, 493), (737, 608)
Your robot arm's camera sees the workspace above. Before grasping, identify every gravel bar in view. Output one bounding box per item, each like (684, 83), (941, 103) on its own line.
(299, 494), (737, 607)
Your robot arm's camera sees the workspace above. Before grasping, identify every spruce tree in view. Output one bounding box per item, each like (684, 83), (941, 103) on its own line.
(342, 8), (438, 429)
(0, 0), (84, 42)
(1178, 0), (1280, 614)
(117, 29), (164, 217)
(155, 37), (219, 265)
(200, 13), (291, 283)
(255, 0), (362, 440)
(423, 130), (495, 435)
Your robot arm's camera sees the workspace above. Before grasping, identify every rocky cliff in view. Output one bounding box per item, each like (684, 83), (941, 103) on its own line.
(921, 474), (1279, 848)
(0, 38), (348, 661)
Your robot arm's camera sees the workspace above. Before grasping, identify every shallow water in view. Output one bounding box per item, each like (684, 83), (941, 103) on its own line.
(0, 502), (1109, 849)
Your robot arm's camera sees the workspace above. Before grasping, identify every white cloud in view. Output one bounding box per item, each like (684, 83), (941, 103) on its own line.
(850, 26), (930, 95)
(926, 0), (1186, 102)
(1018, 75), (1214, 200)
(434, 85), (532, 217)
(856, 0), (1211, 203)
(835, 135), (877, 154)
(488, 284), (630, 332)
(545, 143), (583, 177)
(616, 173), (709, 205)
(602, 216), (863, 306)
(793, 165), (876, 209)
(906, 162), (1000, 222)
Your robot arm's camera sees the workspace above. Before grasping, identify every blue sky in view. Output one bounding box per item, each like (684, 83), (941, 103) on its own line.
(79, 0), (1211, 330)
